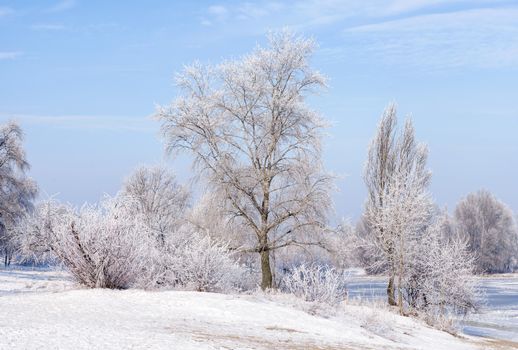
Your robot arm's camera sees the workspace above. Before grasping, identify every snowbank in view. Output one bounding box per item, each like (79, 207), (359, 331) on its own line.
(0, 268), (512, 349)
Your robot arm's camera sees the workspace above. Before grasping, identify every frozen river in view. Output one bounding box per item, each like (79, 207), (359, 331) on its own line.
(347, 274), (518, 342)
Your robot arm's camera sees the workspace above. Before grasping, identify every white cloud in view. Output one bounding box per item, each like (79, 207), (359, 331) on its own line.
(0, 6), (13, 17)
(46, 0), (76, 13)
(208, 5), (228, 17)
(7, 114), (156, 133)
(0, 51), (22, 60)
(202, 2), (284, 25)
(31, 24), (67, 31)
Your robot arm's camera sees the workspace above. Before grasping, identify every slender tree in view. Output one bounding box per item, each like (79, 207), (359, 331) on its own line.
(363, 104), (433, 308)
(156, 31), (333, 289)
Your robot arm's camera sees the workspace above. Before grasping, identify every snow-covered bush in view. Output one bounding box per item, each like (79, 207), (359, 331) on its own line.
(174, 234), (245, 292)
(405, 219), (478, 320)
(144, 231), (247, 293)
(20, 197), (152, 289)
(280, 264), (347, 306)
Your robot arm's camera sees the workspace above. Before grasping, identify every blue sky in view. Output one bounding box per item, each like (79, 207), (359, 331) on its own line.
(1, 0), (517, 219)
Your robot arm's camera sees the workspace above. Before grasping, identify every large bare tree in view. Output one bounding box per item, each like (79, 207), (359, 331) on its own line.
(156, 31), (333, 289)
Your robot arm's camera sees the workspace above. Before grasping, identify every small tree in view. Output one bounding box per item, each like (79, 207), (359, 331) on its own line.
(454, 190), (518, 273)
(0, 121), (37, 265)
(156, 31), (333, 289)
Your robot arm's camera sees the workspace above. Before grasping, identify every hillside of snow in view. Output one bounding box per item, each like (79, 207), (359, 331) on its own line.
(0, 268), (515, 350)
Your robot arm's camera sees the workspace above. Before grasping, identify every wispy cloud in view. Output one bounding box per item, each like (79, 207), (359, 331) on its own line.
(343, 7), (518, 69)
(46, 0), (76, 13)
(208, 5), (228, 17)
(31, 23), (67, 31)
(0, 6), (13, 17)
(6, 114), (156, 133)
(199, 1), (510, 32)
(0, 51), (22, 60)
(201, 2), (284, 26)
(196, 1), (518, 69)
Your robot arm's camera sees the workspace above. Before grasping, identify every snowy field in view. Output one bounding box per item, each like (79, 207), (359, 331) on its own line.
(348, 273), (518, 344)
(1, 267), (516, 350)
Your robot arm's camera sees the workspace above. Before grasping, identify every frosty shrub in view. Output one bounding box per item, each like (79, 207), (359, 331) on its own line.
(280, 264), (347, 306)
(149, 232), (246, 293)
(405, 218), (478, 324)
(21, 197), (151, 289)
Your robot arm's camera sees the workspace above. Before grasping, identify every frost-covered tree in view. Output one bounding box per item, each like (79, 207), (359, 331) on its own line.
(454, 190), (518, 273)
(156, 31), (333, 289)
(363, 104), (433, 308)
(0, 121), (37, 265)
(120, 165), (190, 246)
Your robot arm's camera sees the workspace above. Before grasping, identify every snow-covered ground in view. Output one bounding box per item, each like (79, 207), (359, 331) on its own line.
(0, 267), (515, 350)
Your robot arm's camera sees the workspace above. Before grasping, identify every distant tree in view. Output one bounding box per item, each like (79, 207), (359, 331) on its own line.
(0, 121), (37, 265)
(363, 104), (434, 309)
(156, 31), (333, 289)
(120, 165), (190, 246)
(454, 190), (518, 273)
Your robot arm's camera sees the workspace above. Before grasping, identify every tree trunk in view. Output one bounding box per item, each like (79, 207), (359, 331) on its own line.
(260, 249), (273, 290)
(387, 275), (397, 306)
(398, 274), (404, 314)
